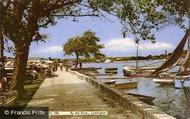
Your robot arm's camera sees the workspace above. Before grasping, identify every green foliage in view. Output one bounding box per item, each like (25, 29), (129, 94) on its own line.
(64, 30), (104, 59)
(0, 0), (189, 44)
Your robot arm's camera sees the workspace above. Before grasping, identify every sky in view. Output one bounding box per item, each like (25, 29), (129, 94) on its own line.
(25, 15), (186, 58)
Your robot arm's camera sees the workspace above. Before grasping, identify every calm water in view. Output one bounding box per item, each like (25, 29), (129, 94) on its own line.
(83, 61), (190, 119)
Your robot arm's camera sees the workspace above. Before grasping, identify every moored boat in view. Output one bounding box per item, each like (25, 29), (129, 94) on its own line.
(152, 78), (174, 85)
(127, 92), (155, 102)
(104, 80), (116, 85)
(123, 40), (159, 77)
(114, 80), (137, 89)
(104, 59), (112, 63)
(105, 68), (117, 74)
(123, 66), (155, 77)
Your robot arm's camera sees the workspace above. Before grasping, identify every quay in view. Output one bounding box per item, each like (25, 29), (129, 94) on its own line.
(28, 69), (139, 119)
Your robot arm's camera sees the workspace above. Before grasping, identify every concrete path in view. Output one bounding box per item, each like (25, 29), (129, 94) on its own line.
(28, 70), (139, 119)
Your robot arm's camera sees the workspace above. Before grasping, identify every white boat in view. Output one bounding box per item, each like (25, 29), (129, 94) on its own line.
(104, 59), (112, 63)
(104, 80), (116, 85)
(123, 65), (156, 77)
(123, 41), (158, 77)
(152, 78), (174, 85)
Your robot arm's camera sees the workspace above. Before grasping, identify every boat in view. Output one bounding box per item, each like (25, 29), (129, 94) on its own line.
(114, 80), (137, 89)
(104, 80), (116, 85)
(149, 28), (190, 98)
(149, 28), (190, 83)
(123, 66), (156, 77)
(152, 78), (174, 85)
(104, 59), (112, 63)
(92, 73), (114, 76)
(123, 40), (159, 77)
(150, 28), (190, 77)
(98, 77), (130, 79)
(105, 68), (117, 74)
(127, 92), (155, 102)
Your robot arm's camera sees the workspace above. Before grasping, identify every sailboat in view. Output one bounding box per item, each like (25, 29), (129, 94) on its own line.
(178, 41), (190, 103)
(150, 28), (190, 84)
(123, 40), (158, 77)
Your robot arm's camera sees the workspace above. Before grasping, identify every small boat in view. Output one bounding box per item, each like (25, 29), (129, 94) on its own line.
(105, 68), (117, 74)
(104, 59), (112, 63)
(152, 78), (174, 85)
(92, 73), (114, 76)
(123, 41), (158, 77)
(127, 92), (155, 102)
(104, 80), (116, 85)
(123, 66), (156, 77)
(115, 80), (137, 89)
(98, 77), (130, 80)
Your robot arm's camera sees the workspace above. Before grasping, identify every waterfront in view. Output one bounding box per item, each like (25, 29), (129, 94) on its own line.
(83, 61), (190, 119)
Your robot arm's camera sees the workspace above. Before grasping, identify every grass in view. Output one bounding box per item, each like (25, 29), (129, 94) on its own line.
(12, 73), (46, 107)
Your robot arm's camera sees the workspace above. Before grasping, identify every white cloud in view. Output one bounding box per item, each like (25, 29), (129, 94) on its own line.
(104, 38), (174, 52)
(38, 45), (63, 54)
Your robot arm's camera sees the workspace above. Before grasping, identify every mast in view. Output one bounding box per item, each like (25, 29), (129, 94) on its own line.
(135, 38), (139, 72)
(136, 43), (139, 71)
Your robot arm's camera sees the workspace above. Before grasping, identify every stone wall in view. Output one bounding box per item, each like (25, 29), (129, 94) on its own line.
(69, 70), (176, 119)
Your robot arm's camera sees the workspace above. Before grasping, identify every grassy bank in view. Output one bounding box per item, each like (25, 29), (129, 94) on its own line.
(12, 73), (46, 107)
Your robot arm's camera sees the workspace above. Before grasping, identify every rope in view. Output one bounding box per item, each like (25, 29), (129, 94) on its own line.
(168, 88), (183, 103)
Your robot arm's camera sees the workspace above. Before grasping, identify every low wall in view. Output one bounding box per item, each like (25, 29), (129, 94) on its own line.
(69, 70), (175, 119)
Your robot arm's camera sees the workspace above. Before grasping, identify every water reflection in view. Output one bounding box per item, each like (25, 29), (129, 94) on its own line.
(83, 61), (190, 118)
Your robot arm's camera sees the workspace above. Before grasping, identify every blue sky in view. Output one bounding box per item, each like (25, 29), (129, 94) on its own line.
(28, 15), (185, 58)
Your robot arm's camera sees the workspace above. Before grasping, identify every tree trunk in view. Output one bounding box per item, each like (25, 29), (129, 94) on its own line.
(10, 43), (30, 97)
(75, 53), (79, 68)
(0, 34), (4, 63)
(0, 32), (4, 76)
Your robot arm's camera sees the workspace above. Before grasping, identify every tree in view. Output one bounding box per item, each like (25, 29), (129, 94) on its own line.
(0, 0), (189, 96)
(64, 31), (104, 68)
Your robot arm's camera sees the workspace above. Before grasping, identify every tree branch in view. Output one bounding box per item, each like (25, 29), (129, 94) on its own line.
(46, 0), (81, 12)
(51, 14), (99, 17)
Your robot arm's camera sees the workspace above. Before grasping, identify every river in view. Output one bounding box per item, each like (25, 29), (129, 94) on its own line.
(83, 60), (190, 119)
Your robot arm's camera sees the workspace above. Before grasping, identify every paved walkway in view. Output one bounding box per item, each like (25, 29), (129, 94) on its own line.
(28, 70), (139, 119)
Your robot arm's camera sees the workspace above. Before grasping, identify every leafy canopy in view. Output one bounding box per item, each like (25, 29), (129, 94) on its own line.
(0, 0), (189, 44)
(64, 31), (104, 58)
(1, 1), (189, 66)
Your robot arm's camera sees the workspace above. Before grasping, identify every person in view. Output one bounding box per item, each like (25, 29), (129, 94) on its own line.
(64, 60), (70, 71)
(60, 62), (63, 71)
(79, 61), (82, 68)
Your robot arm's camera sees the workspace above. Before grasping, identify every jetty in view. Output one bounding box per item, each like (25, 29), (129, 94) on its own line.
(28, 69), (139, 119)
